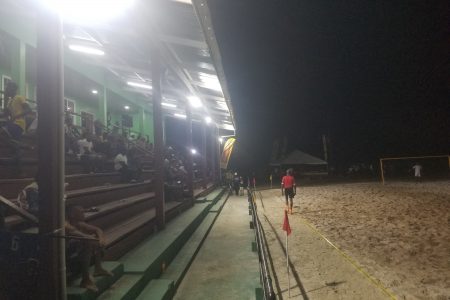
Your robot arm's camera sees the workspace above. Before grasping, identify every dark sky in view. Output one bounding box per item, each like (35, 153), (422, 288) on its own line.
(206, 0), (450, 172)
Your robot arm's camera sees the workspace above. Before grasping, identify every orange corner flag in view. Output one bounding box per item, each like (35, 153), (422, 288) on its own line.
(282, 210), (292, 236)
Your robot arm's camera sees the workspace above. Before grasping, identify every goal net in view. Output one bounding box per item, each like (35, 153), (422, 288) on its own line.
(379, 155), (450, 184)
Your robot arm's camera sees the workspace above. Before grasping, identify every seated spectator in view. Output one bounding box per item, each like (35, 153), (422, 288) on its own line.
(15, 181), (39, 216)
(65, 205), (112, 292)
(0, 82), (32, 140)
(77, 133), (106, 173)
(114, 148), (132, 182)
(77, 133), (94, 156)
(127, 148), (142, 182)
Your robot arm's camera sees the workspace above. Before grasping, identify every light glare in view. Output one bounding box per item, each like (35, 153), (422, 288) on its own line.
(188, 96), (202, 108)
(174, 113), (187, 119)
(162, 102), (177, 108)
(127, 81), (152, 90)
(124, 105), (130, 110)
(41, 0), (135, 24)
(91, 89), (98, 94)
(205, 116), (212, 124)
(69, 44), (105, 56)
(191, 148), (197, 155)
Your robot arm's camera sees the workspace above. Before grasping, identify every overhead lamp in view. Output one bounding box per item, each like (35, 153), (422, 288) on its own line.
(204, 116), (212, 124)
(124, 105), (130, 110)
(69, 44), (105, 56)
(162, 102), (177, 108)
(40, 0), (135, 24)
(91, 89), (98, 94)
(174, 113), (187, 119)
(218, 137), (223, 143)
(127, 81), (152, 90)
(188, 96), (202, 108)
(199, 73), (222, 91)
(191, 148), (197, 155)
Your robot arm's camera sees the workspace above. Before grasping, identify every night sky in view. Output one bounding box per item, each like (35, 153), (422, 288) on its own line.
(206, 0), (450, 173)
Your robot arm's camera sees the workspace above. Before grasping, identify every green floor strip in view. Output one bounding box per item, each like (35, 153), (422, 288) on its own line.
(209, 193), (228, 212)
(160, 213), (217, 287)
(96, 274), (142, 300)
(136, 279), (174, 300)
(120, 201), (211, 273)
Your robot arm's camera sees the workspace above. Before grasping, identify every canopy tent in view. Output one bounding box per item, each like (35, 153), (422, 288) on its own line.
(270, 150), (328, 177)
(270, 149), (327, 166)
(280, 150), (327, 166)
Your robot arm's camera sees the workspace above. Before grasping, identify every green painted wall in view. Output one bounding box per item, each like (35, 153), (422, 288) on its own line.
(0, 9), (154, 141)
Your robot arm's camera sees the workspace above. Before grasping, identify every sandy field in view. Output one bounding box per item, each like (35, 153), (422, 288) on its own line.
(258, 181), (450, 300)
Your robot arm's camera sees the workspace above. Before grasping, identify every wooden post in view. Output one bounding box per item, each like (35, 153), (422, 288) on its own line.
(185, 106), (194, 202)
(379, 159), (385, 185)
(201, 123), (207, 189)
(210, 126), (216, 184)
(36, 8), (66, 300)
(151, 47), (165, 229)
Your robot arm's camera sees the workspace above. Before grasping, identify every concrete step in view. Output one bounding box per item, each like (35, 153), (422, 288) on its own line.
(104, 201), (184, 260)
(96, 274), (142, 300)
(86, 192), (155, 229)
(66, 181), (152, 207)
(67, 261), (123, 300)
(209, 191), (229, 212)
(160, 213), (217, 289)
(136, 279), (174, 300)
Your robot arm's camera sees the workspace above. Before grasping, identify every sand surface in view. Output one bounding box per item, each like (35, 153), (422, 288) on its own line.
(258, 181), (450, 300)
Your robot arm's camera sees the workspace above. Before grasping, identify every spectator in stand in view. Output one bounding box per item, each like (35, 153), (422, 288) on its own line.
(77, 133), (104, 173)
(114, 147), (132, 182)
(65, 205), (113, 292)
(1, 82), (32, 140)
(148, 142), (154, 153)
(127, 147), (142, 182)
(77, 133), (94, 156)
(65, 114), (81, 155)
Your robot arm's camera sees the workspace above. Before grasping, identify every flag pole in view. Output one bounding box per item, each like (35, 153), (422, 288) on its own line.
(286, 230), (290, 298)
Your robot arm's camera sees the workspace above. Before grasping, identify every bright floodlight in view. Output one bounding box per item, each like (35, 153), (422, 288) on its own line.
(162, 102), (177, 108)
(199, 73), (222, 92)
(174, 113), (187, 119)
(205, 116), (212, 124)
(127, 81), (152, 90)
(91, 89), (98, 94)
(124, 105), (130, 110)
(40, 0), (135, 24)
(188, 96), (202, 108)
(69, 44), (105, 56)
(191, 148), (197, 155)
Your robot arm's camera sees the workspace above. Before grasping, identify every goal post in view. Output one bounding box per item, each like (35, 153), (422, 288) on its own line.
(379, 155), (450, 184)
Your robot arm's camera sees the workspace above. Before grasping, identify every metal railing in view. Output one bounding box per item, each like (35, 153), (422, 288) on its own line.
(248, 188), (276, 300)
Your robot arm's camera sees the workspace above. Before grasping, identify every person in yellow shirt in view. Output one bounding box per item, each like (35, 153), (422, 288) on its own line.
(3, 81), (31, 139)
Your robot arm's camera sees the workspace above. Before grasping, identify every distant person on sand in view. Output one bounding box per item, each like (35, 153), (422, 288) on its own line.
(412, 163), (422, 182)
(281, 168), (296, 214)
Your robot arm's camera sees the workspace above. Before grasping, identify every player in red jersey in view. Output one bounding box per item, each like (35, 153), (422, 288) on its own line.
(281, 169), (296, 214)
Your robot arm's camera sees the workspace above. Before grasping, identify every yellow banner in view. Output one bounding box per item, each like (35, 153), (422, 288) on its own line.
(220, 137), (236, 169)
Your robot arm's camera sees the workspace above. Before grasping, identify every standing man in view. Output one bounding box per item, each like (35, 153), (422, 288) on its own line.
(232, 172), (240, 196)
(281, 169), (296, 214)
(412, 162), (422, 182)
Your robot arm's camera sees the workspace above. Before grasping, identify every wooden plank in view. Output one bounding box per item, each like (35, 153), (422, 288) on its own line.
(0, 195), (38, 224)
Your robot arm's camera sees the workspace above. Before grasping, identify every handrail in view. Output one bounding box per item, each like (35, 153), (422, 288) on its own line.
(248, 188), (276, 300)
